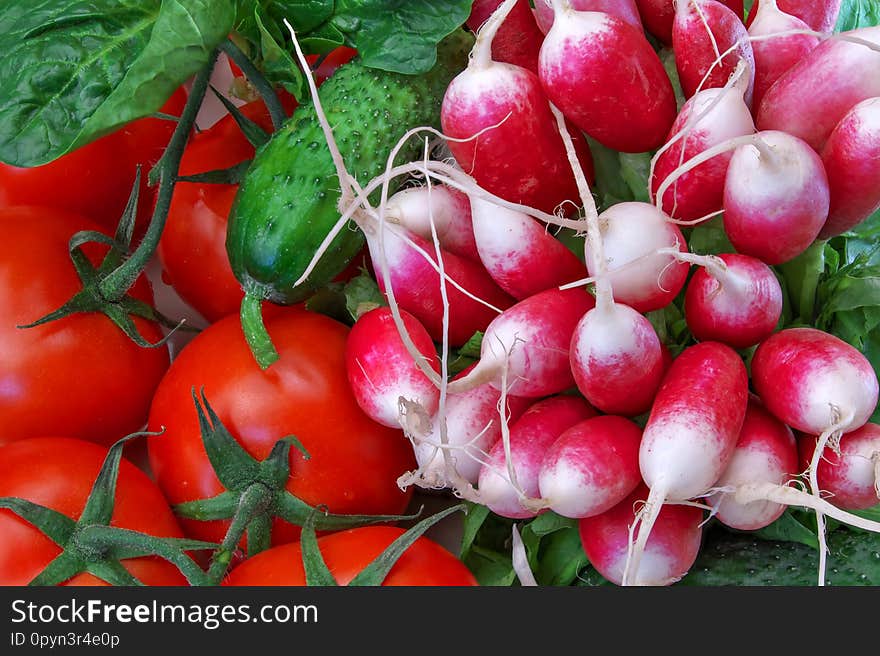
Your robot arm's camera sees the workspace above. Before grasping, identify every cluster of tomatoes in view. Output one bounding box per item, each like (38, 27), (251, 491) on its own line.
(0, 53), (477, 587)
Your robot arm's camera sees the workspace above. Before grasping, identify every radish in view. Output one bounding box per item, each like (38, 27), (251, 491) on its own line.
(478, 395), (597, 519)
(746, 0), (842, 33)
(751, 326), (880, 584)
(445, 287), (595, 397)
(569, 301), (666, 416)
(799, 423), (880, 510)
(534, 0), (643, 33)
(384, 185), (479, 261)
(672, 0), (756, 105)
(625, 341), (749, 585)
(683, 253), (782, 349)
(819, 97), (880, 238)
(635, 0), (744, 45)
(580, 484), (704, 586)
(579, 202), (689, 313)
(651, 70), (755, 222)
(756, 26), (880, 151)
(407, 373), (531, 489)
(466, 0), (546, 73)
(538, 0), (677, 152)
(470, 196), (588, 300)
(345, 306), (441, 430)
(747, 0), (820, 113)
(706, 399), (798, 530)
(538, 415), (644, 518)
(441, 0), (595, 215)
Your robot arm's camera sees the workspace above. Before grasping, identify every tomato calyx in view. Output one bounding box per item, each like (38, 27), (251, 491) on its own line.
(299, 504), (467, 586)
(179, 389), (419, 584)
(0, 434), (217, 586)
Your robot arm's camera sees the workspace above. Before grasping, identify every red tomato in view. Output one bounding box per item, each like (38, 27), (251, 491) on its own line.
(0, 88), (187, 237)
(0, 437), (187, 586)
(0, 206), (171, 445)
(147, 308), (416, 546)
(222, 525), (477, 586)
(312, 46), (358, 84)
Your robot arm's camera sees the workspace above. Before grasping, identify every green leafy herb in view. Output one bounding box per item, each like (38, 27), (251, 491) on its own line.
(752, 509), (820, 550)
(835, 0), (880, 31)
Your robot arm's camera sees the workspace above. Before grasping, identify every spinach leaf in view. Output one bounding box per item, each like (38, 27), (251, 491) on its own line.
(835, 0), (880, 31)
(0, 0), (235, 167)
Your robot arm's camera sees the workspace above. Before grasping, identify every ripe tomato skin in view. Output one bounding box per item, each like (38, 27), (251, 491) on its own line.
(0, 87), (187, 237)
(147, 308), (416, 545)
(222, 525), (477, 586)
(157, 98), (294, 323)
(0, 207), (170, 446)
(0, 437), (187, 586)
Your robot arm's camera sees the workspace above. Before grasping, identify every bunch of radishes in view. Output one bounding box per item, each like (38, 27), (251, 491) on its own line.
(327, 0), (880, 585)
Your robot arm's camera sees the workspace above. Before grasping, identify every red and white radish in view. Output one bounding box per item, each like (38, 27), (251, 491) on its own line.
(478, 395), (597, 518)
(756, 26), (880, 151)
(746, 0), (842, 34)
(384, 185), (479, 261)
(625, 341), (749, 585)
(534, 0), (643, 33)
(441, 0), (595, 214)
(466, 0), (546, 73)
(569, 301), (666, 416)
(706, 398), (798, 530)
(579, 202), (689, 313)
(538, 415), (644, 518)
(470, 196), (588, 300)
(651, 72), (755, 222)
(683, 254), (782, 349)
(798, 423), (880, 510)
(345, 306), (441, 429)
(672, 0), (756, 104)
(819, 97), (880, 238)
(580, 484), (704, 586)
(747, 0), (820, 113)
(366, 222), (514, 347)
(446, 287), (595, 397)
(538, 0), (677, 152)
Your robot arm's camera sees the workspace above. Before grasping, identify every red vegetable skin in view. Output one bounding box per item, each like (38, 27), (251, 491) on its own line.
(746, 0), (843, 33)
(798, 423), (880, 510)
(467, 0), (546, 73)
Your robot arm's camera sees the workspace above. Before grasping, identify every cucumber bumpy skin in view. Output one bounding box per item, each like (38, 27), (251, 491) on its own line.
(226, 30), (474, 368)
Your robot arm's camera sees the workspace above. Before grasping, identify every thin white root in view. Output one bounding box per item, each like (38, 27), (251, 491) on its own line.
(511, 524), (539, 587)
(471, 0), (519, 69)
(622, 485), (666, 586)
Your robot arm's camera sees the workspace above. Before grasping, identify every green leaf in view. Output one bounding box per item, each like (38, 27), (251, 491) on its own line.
(778, 240), (827, 324)
(0, 0), (235, 166)
(533, 527), (590, 586)
(618, 152), (652, 203)
(525, 511), (576, 537)
(447, 331), (484, 377)
(834, 0), (880, 32)
(686, 216), (734, 255)
(343, 271), (386, 321)
(849, 504), (880, 525)
(588, 136), (636, 211)
(319, 0), (473, 75)
(266, 0), (334, 34)
(459, 501), (490, 559)
(752, 509), (820, 550)
(254, 5), (305, 99)
(465, 547), (517, 587)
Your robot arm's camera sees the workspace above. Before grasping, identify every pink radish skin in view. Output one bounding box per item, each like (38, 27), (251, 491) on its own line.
(446, 287), (595, 397)
(538, 415), (643, 519)
(367, 224), (514, 347)
(747, 0), (820, 112)
(799, 423), (880, 510)
(635, 0), (744, 45)
(819, 97), (880, 238)
(723, 130), (829, 265)
(756, 26), (880, 151)
(569, 302), (665, 416)
(466, 0), (546, 73)
(441, 55), (594, 215)
(470, 196), (588, 300)
(746, 0), (842, 33)
(534, 0), (643, 34)
(538, 4), (677, 152)
(752, 328), (879, 436)
(385, 185), (480, 262)
(478, 396), (598, 519)
(413, 376), (531, 486)
(651, 83), (755, 222)
(345, 307), (441, 429)
(707, 399), (798, 530)
(579, 485), (704, 586)
(583, 202), (689, 313)
(627, 341), (748, 584)
(683, 253), (783, 349)
(672, 0), (756, 104)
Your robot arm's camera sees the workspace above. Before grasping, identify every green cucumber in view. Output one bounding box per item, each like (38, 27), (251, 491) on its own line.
(227, 30), (474, 368)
